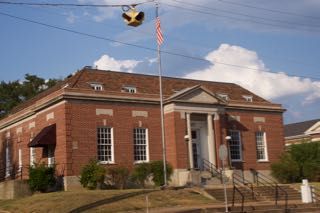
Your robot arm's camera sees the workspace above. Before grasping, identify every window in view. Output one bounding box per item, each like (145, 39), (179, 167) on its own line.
(256, 132), (268, 161)
(133, 128), (149, 163)
(30, 147), (36, 167)
(5, 140), (11, 177)
(18, 149), (22, 171)
(242, 95), (253, 102)
(48, 146), (55, 167)
(229, 130), (242, 161)
(122, 86), (137, 93)
(217, 93), (229, 101)
(97, 127), (114, 163)
(90, 83), (103, 91)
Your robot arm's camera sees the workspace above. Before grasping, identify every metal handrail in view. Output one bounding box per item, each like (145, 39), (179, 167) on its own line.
(202, 158), (223, 183)
(232, 184), (245, 213)
(232, 172), (256, 200)
(311, 185), (320, 203)
(250, 169), (288, 211)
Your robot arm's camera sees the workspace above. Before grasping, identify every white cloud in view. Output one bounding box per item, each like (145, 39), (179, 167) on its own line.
(93, 54), (141, 73)
(184, 44), (320, 103)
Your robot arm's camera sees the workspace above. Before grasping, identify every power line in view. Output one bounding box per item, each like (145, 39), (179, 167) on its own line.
(170, 0), (320, 29)
(217, 0), (320, 21)
(161, 2), (320, 33)
(14, 3), (319, 70)
(0, 11), (319, 81)
(0, 0), (154, 8)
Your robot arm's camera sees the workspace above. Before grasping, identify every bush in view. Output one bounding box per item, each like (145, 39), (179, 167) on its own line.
(271, 142), (320, 183)
(131, 163), (151, 188)
(150, 160), (173, 186)
(80, 159), (106, 190)
(29, 163), (56, 192)
(107, 166), (130, 189)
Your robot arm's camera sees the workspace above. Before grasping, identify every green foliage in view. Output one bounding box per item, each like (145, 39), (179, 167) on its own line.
(150, 161), (173, 186)
(131, 163), (151, 188)
(0, 74), (60, 118)
(271, 142), (320, 183)
(80, 160), (106, 190)
(107, 166), (130, 189)
(28, 163), (56, 192)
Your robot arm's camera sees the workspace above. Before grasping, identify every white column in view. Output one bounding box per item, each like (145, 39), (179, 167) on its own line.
(186, 113), (194, 169)
(18, 149), (22, 171)
(207, 114), (216, 166)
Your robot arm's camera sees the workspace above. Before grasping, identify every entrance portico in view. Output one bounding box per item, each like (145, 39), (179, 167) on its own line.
(164, 85), (227, 185)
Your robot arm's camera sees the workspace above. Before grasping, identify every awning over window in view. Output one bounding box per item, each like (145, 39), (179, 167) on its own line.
(28, 124), (56, 147)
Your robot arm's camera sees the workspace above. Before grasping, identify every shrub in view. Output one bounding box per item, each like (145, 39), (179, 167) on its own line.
(131, 163), (151, 188)
(29, 163), (56, 192)
(80, 159), (106, 190)
(107, 166), (130, 189)
(271, 142), (320, 183)
(150, 160), (173, 186)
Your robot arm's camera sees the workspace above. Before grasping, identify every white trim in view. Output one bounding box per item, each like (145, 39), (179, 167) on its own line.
(305, 121), (320, 134)
(133, 128), (149, 163)
(97, 127), (114, 164)
(30, 147), (36, 167)
(256, 131), (269, 161)
(18, 148), (22, 171)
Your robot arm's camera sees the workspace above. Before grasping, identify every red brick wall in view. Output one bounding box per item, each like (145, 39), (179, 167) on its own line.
(226, 109), (285, 170)
(0, 101), (68, 179)
(67, 100), (164, 175)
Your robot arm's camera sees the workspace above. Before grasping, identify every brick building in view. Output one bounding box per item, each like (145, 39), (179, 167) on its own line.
(0, 68), (285, 189)
(285, 119), (320, 146)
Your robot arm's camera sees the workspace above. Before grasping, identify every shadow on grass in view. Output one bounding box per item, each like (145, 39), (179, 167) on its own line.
(69, 190), (156, 213)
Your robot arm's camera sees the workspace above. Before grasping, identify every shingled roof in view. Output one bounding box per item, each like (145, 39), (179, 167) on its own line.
(6, 67), (283, 119)
(284, 119), (320, 137)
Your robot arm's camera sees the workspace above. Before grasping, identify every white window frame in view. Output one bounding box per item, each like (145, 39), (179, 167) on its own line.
(242, 95), (253, 102)
(48, 146), (55, 167)
(122, 86), (137, 93)
(5, 139), (11, 177)
(217, 93), (229, 101)
(97, 127), (114, 164)
(18, 148), (22, 171)
(30, 147), (36, 167)
(133, 128), (149, 163)
(90, 83), (103, 91)
(229, 130), (242, 162)
(256, 131), (269, 161)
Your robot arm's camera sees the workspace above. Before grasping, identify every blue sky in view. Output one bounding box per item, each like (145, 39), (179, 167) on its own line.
(0, 0), (320, 124)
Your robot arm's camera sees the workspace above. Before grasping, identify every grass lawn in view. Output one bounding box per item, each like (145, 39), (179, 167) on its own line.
(0, 188), (215, 213)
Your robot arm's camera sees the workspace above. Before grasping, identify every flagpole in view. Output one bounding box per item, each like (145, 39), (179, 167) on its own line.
(156, 2), (167, 187)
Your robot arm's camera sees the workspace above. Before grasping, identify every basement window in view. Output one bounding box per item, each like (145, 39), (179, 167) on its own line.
(243, 95), (253, 102)
(90, 83), (103, 91)
(122, 86), (137, 93)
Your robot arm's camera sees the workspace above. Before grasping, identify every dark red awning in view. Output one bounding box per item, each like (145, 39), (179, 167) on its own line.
(28, 124), (56, 147)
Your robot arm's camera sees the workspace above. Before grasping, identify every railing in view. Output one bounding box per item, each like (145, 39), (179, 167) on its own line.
(202, 158), (223, 183)
(0, 165), (23, 182)
(232, 171), (256, 200)
(250, 169), (288, 211)
(311, 185), (320, 203)
(232, 185), (245, 213)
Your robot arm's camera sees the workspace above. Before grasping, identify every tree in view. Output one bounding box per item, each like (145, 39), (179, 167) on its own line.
(0, 74), (60, 118)
(271, 141), (320, 183)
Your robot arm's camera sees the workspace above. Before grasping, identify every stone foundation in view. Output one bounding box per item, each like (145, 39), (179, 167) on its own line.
(0, 180), (32, 199)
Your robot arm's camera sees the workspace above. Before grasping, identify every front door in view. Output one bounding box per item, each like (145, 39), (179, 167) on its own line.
(191, 129), (201, 169)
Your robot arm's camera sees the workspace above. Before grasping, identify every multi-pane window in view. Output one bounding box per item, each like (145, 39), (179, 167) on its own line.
(97, 127), (114, 163)
(30, 147), (36, 167)
(256, 132), (268, 161)
(133, 128), (149, 162)
(5, 140), (11, 177)
(229, 130), (242, 161)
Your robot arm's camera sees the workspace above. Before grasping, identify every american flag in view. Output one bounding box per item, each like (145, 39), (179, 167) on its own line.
(156, 16), (164, 46)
